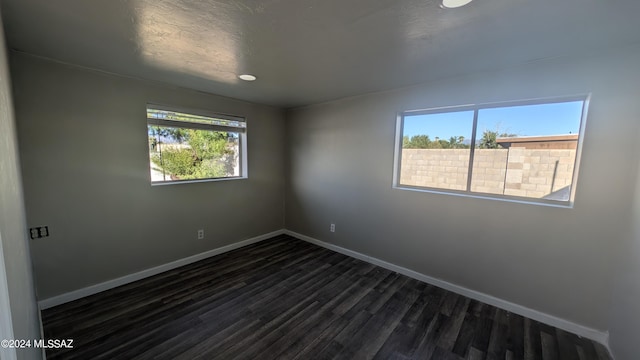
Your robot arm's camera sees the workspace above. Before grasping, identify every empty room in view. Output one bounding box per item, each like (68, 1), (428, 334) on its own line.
(1, 0), (640, 359)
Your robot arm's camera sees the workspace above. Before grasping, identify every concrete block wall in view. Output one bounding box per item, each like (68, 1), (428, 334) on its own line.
(400, 148), (576, 198)
(400, 149), (470, 191)
(502, 148), (576, 198)
(469, 149), (509, 194)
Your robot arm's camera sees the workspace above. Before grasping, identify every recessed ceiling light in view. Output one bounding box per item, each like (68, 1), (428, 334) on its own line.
(238, 74), (257, 81)
(441, 0), (473, 8)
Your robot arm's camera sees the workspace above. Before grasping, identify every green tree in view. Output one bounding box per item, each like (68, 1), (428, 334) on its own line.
(448, 136), (467, 149)
(403, 134), (431, 149)
(478, 130), (499, 149)
(151, 127), (233, 180)
(403, 135), (411, 148)
(187, 129), (230, 161)
(403, 134), (469, 149)
(478, 130), (517, 149)
(152, 149), (196, 179)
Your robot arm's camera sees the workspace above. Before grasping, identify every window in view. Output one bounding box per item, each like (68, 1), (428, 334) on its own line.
(147, 105), (247, 184)
(394, 97), (588, 206)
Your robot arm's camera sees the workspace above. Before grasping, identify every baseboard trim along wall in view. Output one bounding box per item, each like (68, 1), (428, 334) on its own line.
(38, 229), (285, 310)
(283, 230), (610, 347)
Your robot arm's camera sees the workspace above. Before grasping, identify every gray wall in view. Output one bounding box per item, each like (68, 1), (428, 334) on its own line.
(11, 52), (286, 300)
(609, 141), (640, 359)
(286, 45), (640, 332)
(0, 13), (42, 360)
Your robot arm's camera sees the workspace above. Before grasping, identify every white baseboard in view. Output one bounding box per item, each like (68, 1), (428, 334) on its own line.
(38, 229), (285, 310)
(284, 230), (610, 347)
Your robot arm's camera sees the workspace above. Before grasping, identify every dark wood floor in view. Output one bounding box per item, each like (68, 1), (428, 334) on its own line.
(42, 235), (612, 360)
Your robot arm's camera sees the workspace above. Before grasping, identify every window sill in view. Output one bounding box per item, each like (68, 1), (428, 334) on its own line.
(393, 184), (574, 209)
(151, 176), (248, 186)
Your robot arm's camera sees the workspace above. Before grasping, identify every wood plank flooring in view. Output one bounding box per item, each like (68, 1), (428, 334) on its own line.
(41, 235), (612, 360)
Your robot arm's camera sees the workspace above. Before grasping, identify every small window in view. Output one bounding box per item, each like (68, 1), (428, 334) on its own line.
(147, 105), (247, 184)
(394, 97), (588, 206)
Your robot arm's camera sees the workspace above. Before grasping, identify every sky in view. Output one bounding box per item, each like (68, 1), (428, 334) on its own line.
(403, 100), (584, 141)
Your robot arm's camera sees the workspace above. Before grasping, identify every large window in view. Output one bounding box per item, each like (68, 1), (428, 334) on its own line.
(394, 97), (588, 206)
(147, 105), (247, 184)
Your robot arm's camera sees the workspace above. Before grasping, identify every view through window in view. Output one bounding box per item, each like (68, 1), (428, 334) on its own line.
(147, 106), (246, 183)
(397, 98), (587, 204)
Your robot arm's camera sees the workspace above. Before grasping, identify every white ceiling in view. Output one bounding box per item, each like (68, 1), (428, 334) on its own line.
(2, 0), (640, 108)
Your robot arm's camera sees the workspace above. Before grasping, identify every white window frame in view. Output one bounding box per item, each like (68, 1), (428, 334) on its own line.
(392, 95), (590, 208)
(147, 104), (248, 185)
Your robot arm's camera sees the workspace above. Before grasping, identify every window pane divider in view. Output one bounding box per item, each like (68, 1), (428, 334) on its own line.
(466, 109), (479, 192)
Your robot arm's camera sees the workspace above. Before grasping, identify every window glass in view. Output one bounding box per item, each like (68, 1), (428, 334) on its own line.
(147, 107), (245, 183)
(396, 98), (586, 205)
(471, 102), (583, 200)
(400, 111), (474, 191)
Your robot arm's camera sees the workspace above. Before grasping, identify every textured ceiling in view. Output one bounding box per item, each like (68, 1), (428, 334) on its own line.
(2, 0), (640, 108)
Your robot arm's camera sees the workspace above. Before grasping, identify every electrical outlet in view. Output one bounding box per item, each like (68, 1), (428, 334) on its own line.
(330, 223), (335, 233)
(197, 229), (204, 240)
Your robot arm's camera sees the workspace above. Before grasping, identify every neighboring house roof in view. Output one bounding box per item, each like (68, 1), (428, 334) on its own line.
(496, 134), (579, 149)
